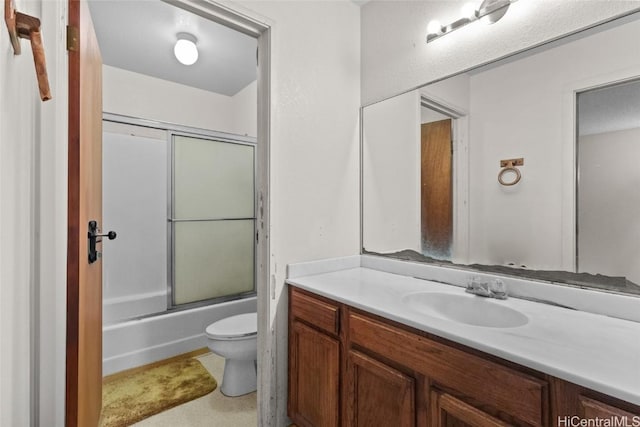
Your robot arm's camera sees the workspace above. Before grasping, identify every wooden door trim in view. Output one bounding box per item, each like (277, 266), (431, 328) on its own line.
(65, 0), (81, 423)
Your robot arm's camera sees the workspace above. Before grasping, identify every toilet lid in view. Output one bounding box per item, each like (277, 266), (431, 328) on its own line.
(206, 312), (257, 339)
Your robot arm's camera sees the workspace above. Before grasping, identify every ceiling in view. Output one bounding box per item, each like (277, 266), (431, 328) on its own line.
(579, 79), (640, 136)
(88, 0), (257, 96)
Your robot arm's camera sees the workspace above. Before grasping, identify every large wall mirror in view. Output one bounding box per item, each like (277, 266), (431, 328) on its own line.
(362, 12), (640, 296)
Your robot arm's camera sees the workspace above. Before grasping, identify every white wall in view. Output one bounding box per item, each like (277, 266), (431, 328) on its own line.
(421, 107), (448, 124)
(232, 80), (258, 137)
(232, 1), (361, 424)
(0, 5), (38, 423)
(363, 90), (421, 252)
(578, 128), (640, 285)
(103, 65), (257, 137)
(361, 1), (640, 104)
(1, 0), (68, 426)
(467, 18), (640, 271)
(420, 73), (470, 113)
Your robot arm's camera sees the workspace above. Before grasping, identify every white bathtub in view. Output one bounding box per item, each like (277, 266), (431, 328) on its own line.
(103, 296), (257, 375)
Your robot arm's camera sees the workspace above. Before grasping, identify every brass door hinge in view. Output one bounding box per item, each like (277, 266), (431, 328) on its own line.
(66, 25), (78, 51)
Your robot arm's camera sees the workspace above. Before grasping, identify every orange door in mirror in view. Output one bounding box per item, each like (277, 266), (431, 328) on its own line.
(421, 119), (452, 258)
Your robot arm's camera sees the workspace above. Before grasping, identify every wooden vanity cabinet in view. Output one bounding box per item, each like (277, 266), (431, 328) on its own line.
(288, 287), (640, 427)
(348, 309), (548, 427)
(288, 288), (341, 427)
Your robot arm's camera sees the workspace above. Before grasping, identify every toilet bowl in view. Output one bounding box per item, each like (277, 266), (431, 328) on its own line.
(205, 312), (257, 397)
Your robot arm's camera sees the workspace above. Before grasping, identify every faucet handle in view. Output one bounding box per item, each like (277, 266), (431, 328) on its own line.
(466, 276), (491, 296)
(489, 279), (508, 299)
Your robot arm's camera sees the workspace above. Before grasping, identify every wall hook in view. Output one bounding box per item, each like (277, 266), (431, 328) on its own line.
(4, 0), (52, 101)
(498, 157), (523, 186)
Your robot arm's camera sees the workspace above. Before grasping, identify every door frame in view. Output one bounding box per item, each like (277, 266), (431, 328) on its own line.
(61, 0), (274, 425)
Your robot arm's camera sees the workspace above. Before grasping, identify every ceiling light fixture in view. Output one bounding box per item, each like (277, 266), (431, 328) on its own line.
(426, 0), (517, 43)
(174, 32), (198, 66)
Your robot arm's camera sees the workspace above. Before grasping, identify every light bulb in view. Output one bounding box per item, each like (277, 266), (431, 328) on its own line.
(174, 34), (198, 66)
(427, 20), (443, 35)
(461, 2), (477, 20)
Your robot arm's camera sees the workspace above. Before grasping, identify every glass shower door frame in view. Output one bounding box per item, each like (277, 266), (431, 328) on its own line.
(167, 130), (258, 311)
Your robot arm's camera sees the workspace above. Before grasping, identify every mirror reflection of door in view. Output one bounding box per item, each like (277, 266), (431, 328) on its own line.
(421, 116), (453, 259)
(577, 79), (640, 286)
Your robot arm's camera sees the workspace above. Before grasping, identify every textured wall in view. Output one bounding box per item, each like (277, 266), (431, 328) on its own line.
(236, 1), (361, 424)
(363, 90), (421, 253)
(361, 1), (640, 105)
(0, 1), (68, 426)
(0, 4), (39, 422)
(103, 65), (257, 137)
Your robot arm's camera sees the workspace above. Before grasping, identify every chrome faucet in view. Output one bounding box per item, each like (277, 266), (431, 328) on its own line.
(466, 277), (508, 299)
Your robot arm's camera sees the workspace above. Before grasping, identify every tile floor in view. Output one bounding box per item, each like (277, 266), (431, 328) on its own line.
(132, 353), (257, 426)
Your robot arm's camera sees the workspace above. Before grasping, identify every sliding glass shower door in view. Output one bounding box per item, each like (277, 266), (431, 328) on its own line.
(171, 135), (256, 306)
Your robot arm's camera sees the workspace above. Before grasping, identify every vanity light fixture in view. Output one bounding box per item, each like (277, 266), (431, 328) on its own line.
(426, 0), (517, 43)
(174, 32), (198, 65)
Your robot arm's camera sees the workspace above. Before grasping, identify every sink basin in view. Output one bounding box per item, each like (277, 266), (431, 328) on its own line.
(402, 292), (529, 328)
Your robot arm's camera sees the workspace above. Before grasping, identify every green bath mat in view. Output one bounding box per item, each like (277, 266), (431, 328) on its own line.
(101, 358), (217, 427)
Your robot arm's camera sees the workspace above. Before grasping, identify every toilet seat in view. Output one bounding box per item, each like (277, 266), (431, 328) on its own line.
(206, 312), (257, 340)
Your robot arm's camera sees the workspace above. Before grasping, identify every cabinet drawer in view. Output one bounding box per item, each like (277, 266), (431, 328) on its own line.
(349, 311), (548, 426)
(290, 287), (340, 335)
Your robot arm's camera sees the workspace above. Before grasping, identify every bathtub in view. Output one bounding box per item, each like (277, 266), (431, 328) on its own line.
(103, 296), (257, 375)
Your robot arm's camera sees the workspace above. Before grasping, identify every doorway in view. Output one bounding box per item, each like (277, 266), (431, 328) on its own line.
(66, 0), (271, 425)
(420, 96), (466, 262)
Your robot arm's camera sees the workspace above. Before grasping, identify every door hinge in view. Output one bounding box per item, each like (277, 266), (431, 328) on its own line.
(66, 25), (79, 51)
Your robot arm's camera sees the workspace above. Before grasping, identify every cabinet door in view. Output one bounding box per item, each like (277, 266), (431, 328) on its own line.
(289, 320), (340, 427)
(345, 350), (415, 427)
(430, 390), (511, 427)
(579, 396), (639, 420)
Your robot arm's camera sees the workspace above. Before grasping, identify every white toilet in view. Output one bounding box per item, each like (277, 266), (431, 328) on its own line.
(205, 312), (257, 397)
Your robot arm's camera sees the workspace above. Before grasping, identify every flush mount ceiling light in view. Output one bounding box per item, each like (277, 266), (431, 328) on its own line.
(426, 0), (517, 43)
(174, 32), (198, 65)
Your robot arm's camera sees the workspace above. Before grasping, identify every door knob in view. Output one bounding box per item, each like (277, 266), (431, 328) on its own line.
(88, 220), (117, 264)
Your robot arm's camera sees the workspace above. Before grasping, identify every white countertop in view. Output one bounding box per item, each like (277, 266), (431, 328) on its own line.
(286, 267), (640, 406)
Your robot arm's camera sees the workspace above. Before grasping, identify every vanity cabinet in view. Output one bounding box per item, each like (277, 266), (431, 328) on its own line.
(348, 309), (547, 426)
(288, 286), (640, 427)
(288, 289), (341, 427)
